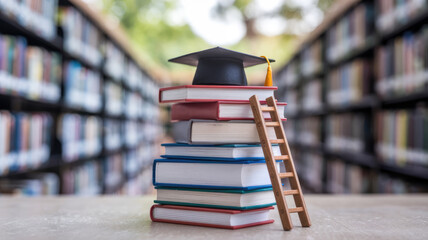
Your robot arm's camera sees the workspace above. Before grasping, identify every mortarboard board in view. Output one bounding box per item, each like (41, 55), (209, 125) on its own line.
(168, 47), (275, 86)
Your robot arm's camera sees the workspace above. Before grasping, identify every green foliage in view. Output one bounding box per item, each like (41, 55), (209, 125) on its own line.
(101, 0), (335, 83)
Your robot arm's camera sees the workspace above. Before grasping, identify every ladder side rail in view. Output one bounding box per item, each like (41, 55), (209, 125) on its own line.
(266, 97), (312, 227)
(249, 95), (293, 231)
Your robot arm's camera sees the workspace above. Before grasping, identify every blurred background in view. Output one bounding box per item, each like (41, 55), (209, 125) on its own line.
(0, 0), (427, 195)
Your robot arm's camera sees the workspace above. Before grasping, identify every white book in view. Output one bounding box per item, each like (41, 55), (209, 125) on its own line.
(159, 85), (277, 103)
(172, 120), (277, 144)
(153, 159), (279, 189)
(161, 143), (281, 160)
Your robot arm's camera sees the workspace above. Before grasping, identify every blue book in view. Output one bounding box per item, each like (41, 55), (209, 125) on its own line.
(153, 158), (280, 190)
(161, 143), (280, 161)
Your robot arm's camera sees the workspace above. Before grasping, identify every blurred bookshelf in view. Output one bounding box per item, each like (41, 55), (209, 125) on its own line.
(0, 0), (163, 195)
(276, 0), (428, 194)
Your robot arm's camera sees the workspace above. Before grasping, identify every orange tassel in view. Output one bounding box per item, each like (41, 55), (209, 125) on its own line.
(261, 56), (273, 86)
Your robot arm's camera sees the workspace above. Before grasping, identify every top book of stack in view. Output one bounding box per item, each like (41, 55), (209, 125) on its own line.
(159, 85), (277, 103)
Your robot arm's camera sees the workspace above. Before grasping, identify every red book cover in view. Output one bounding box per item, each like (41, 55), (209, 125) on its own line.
(150, 204), (274, 230)
(171, 101), (287, 121)
(159, 85), (278, 103)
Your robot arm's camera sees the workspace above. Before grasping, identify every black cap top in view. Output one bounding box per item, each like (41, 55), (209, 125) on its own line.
(168, 47), (275, 86)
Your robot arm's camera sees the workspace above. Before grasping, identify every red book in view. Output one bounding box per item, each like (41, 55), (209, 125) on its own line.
(159, 85), (277, 103)
(171, 101), (287, 121)
(150, 204), (274, 229)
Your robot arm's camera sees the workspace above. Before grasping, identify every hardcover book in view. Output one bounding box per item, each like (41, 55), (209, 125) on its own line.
(171, 101), (286, 121)
(150, 204), (274, 229)
(152, 158), (280, 190)
(155, 186), (276, 210)
(161, 143), (281, 161)
(159, 85), (277, 103)
(172, 120), (277, 144)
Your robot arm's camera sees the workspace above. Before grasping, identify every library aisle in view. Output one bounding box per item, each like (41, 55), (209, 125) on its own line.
(0, 195), (427, 240)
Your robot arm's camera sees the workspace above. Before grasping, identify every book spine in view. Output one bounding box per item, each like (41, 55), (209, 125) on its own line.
(0, 33), (61, 102)
(58, 114), (102, 162)
(376, 25), (428, 98)
(59, 6), (102, 67)
(171, 121), (192, 144)
(171, 102), (220, 121)
(0, 111), (52, 175)
(64, 60), (102, 112)
(376, 106), (428, 167)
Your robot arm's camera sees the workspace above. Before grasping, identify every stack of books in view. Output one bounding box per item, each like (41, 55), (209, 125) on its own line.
(150, 85), (287, 229)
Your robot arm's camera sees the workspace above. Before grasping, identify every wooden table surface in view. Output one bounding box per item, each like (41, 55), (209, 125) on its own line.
(0, 195), (427, 240)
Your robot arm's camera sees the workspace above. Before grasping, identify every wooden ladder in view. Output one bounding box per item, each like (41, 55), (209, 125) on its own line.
(249, 95), (311, 231)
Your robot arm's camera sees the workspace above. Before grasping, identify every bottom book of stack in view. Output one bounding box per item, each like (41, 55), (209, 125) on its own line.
(150, 205), (274, 229)
(151, 144), (278, 229)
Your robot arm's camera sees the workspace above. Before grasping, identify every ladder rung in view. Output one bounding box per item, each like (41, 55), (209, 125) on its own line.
(265, 122), (280, 127)
(270, 139), (285, 144)
(279, 172), (293, 178)
(283, 190), (299, 195)
(288, 207), (304, 213)
(274, 155), (289, 161)
(261, 106), (275, 112)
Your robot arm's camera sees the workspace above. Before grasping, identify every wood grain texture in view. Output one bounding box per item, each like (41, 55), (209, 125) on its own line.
(266, 96), (311, 228)
(0, 195), (428, 240)
(250, 95), (293, 230)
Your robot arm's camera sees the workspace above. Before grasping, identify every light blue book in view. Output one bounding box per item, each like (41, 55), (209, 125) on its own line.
(161, 143), (280, 161)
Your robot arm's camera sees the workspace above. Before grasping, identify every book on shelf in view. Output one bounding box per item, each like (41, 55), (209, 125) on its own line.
(150, 204), (274, 229)
(294, 151), (323, 192)
(153, 158), (280, 190)
(327, 58), (372, 107)
(0, 34), (61, 102)
(280, 89), (298, 116)
(104, 81), (123, 116)
(161, 143), (281, 161)
(104, 41), (125, 81)
(0, 0), (57, 40)
(276, 60), (298, 88)
(301, 80), (323, 112)
(377, 172), (428, 193)
(171, 101), (286, 121)
(0, 173), (59, 195)
(159, 85), (277, 103)
(124, 120), (144, 148)
(376, 0), (428, 33)
(376, 25), (428, 98)
(62, 160), (103, 195)
(172, 120), (277, 144)
(301, 39), (323, 77)
(64, 61), (102, 112)
(124, 91), (143, 119)
(104, 153), (124, 193)
(57, 114), (102, 162)
(0, 111), (52, 175)
(297, 117), (321, 147)
(154, 186), (276, 210)
(376, 107), (428, 167)
(326, 113), (368, 153)
(58, 6), (103, 66)
(326, 2), (374, 63)
(104, 119), (123, 151)
(326, 158), (372, 194)
(122, 167), (154, 195)
(124, 60), (142, 89)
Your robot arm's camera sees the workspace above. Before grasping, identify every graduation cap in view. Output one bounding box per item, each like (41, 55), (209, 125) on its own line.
(168, 47), (275, 86)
